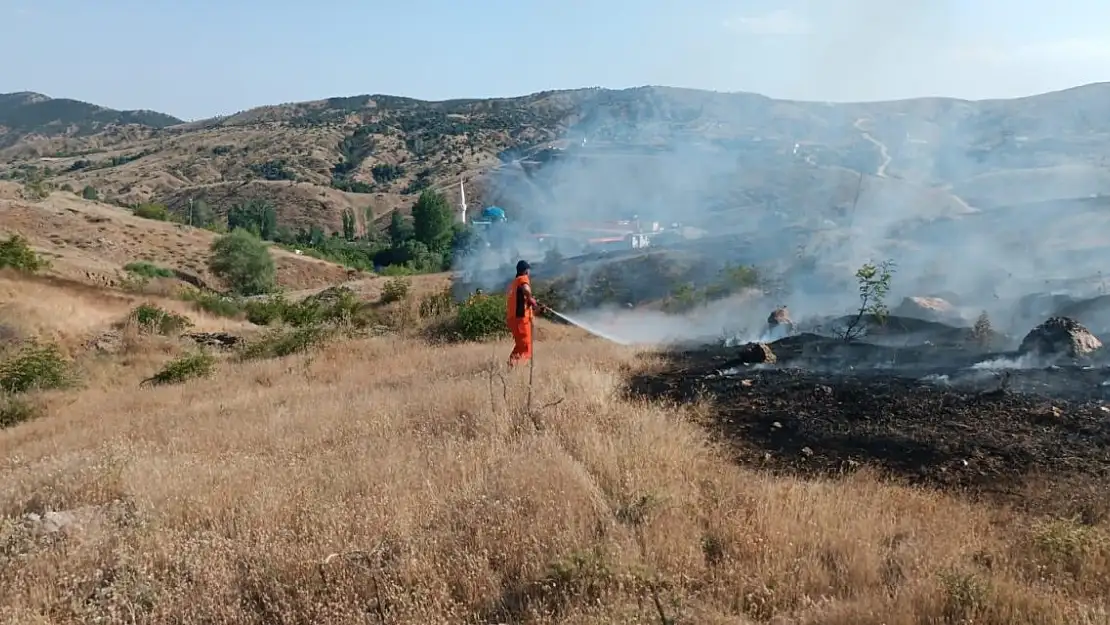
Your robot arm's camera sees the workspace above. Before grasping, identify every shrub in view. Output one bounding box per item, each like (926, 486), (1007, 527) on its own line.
(454, 293), (508, 341)
(0, 234), (48, 272)
(662, 283), (701, 313)
(378, 264), (415, 277)
(128, 304), (193, 335)
(531, 282), (569, 313)
(208, 229), (276, 296)
(380, 277), (410, 304)
(117, 271), (151, 293)
(238, 325), (337, 361)
(281, 298), (332, 328)
(244, 289), (369, 328)
(0, 342), (74, 394)
(124, 261), (174, 279)
(144, 351), (216, 386)
(0, 396), (42, 429)
(287, 289), (364, 327)
(179, 288), (244, 318)
(418, 288), (456, 319)
(22, 179), (51, 200)
(244, 295), (290, 326)
(133, 203), (172, 221)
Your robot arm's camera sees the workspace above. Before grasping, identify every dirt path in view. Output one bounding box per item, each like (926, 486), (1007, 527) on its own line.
(853, 118), (892, 177)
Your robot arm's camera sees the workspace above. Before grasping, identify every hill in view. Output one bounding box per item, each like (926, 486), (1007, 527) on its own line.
(3, 84), (1110, 240)
(0, 181), (353, 292)
(0, 91), (182, 150)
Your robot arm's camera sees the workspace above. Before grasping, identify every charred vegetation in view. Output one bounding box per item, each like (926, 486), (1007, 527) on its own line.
(628, 299), (1110, 516)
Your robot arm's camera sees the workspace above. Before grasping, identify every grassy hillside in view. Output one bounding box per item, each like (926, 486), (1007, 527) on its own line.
(0, 180), (353, 292)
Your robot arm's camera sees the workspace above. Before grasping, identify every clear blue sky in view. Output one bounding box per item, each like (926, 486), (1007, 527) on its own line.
(4, 0), (1109, 120)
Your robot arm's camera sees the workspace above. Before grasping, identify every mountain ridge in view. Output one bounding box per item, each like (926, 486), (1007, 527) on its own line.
(2, 82), (1109, 239)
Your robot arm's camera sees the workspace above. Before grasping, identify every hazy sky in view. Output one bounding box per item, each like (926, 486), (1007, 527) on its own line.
(3, 0), (1108, 119)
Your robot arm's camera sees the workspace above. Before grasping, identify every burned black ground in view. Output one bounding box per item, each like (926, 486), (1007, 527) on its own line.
(628, 331), (1110, 519)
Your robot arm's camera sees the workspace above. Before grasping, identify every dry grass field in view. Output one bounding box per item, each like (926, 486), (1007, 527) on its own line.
(1, 259), (1109, 624)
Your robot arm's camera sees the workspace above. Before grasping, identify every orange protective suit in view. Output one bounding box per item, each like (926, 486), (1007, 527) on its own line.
(506, 274), (535, 367)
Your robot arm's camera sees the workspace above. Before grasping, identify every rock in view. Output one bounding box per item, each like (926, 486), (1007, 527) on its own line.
(928, 291), (962, 306)
(893, 296), (959, 323)
(304, 286), (357, 305)
(736, 342), (776, 364)
(183, 332), (241, 349)
(766, 306), (795, 340)
(86, 330), (123, 354)
(768, 306), (793, 329)
(21, 505), (102, 535)
(1018, 316), (1102, 360)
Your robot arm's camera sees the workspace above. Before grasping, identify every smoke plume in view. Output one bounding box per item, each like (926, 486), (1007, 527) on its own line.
(451, 7), (1110, 348)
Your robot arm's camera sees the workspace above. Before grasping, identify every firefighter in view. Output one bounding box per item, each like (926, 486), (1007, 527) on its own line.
(506, 260), (545, 367)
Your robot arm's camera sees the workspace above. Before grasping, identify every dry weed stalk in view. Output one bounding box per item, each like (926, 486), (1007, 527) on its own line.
(484, 357), (564, 434)
(317, 547), (388, 623)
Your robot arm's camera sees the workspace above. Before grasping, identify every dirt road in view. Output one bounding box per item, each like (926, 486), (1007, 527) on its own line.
(853, 118), (892, 177)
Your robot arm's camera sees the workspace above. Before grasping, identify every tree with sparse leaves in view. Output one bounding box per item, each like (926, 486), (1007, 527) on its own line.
(841, 259), (895, 341)
(972, 311), (993, 347)
(186, 198), (215, 228)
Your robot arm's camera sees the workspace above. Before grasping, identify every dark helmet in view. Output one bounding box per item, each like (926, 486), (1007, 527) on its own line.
(515, 260), (531, 274)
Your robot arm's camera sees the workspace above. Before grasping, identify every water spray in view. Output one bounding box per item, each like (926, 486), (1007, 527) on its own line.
(543, 308), (633, 345)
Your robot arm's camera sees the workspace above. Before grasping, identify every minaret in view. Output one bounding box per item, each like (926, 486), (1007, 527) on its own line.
(458, 179), (467, 225)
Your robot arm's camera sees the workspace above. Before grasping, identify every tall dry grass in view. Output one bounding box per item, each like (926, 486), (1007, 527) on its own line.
(0, 271), (251, 349)
(1, 297), (1108, 623)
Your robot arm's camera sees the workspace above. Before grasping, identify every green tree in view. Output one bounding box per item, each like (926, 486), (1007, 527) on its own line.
(362, 205), (375, 236)
(80, 185), (98, 201)
(388, 209), (412, 247)
(227, 199), (277, 240)
(410, 189), (453, 252)
(342, 209), (356, 241)
(208, 229), (276, 296)
(451, 223), (481, 256)
(187, 198), (215, 227)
